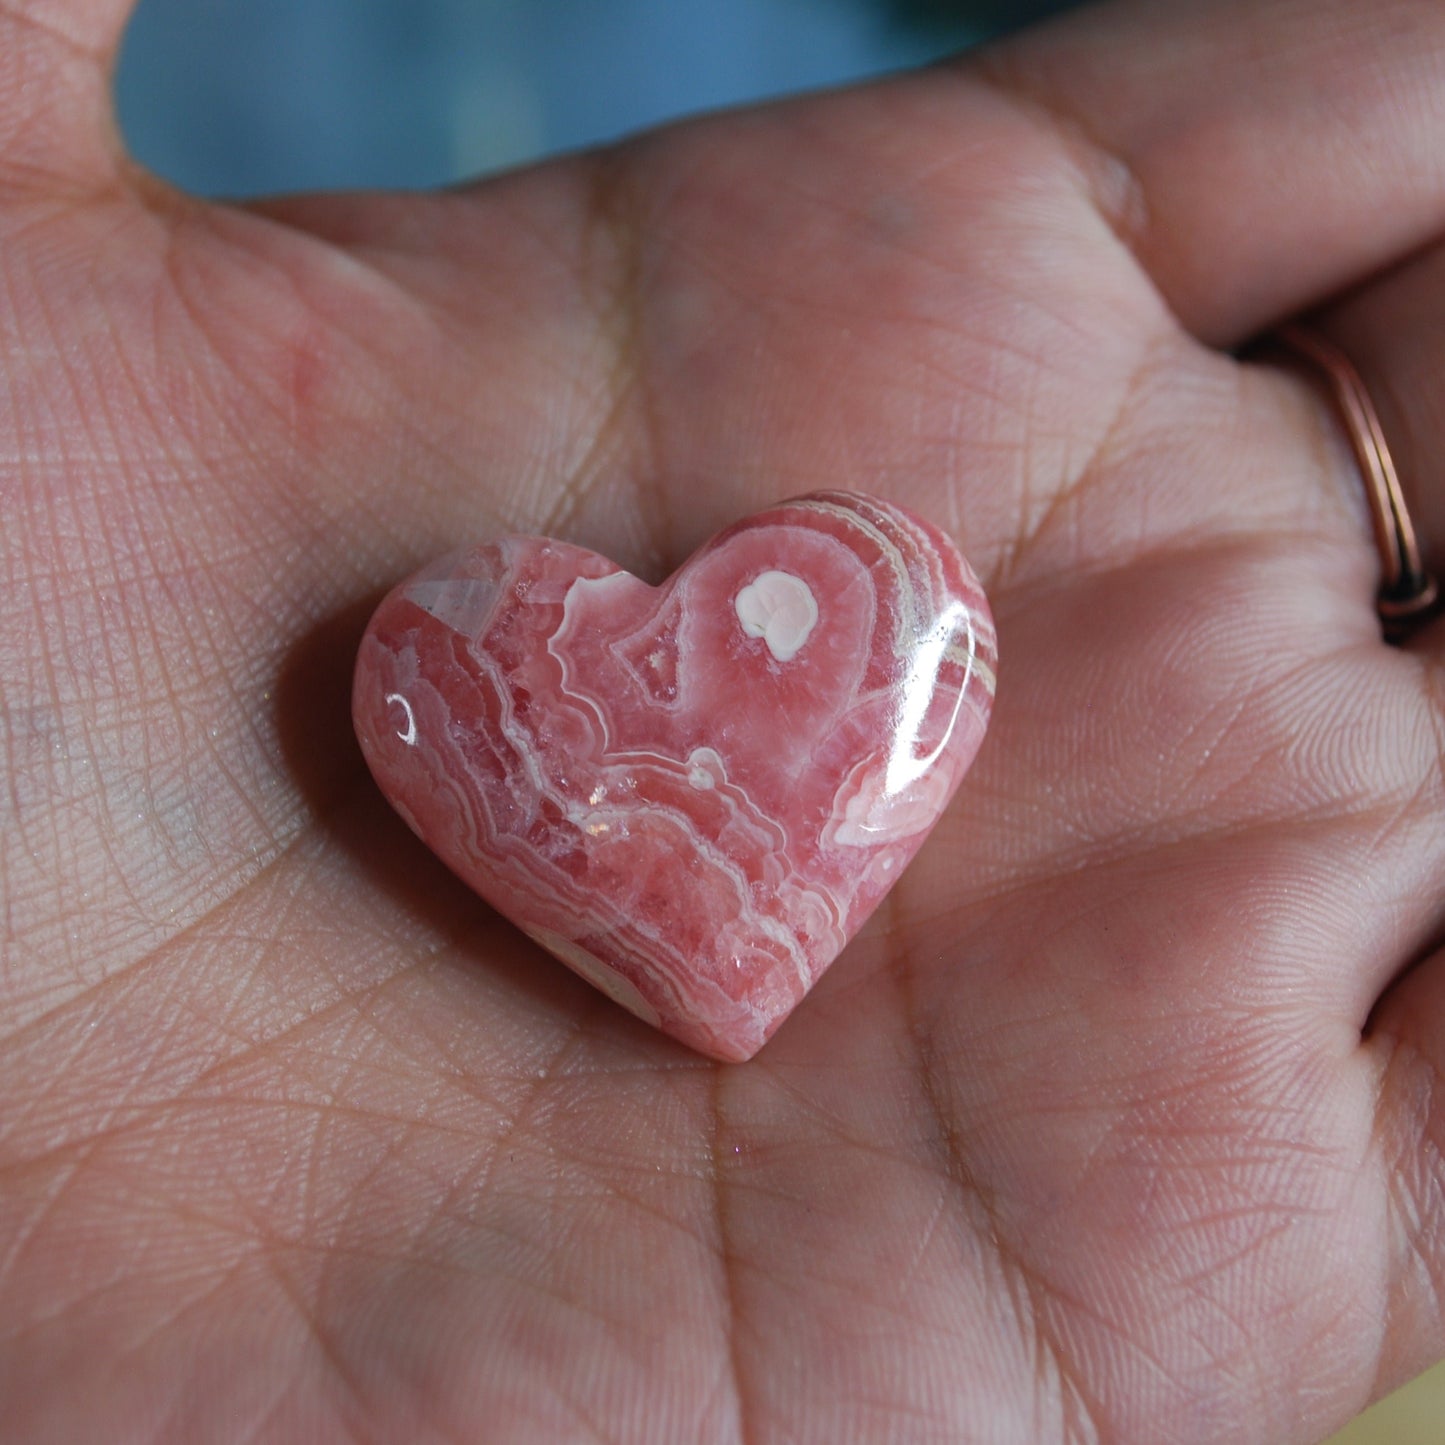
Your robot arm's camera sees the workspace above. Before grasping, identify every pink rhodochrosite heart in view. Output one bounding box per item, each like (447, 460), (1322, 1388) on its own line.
(353, 492), (996, 1061)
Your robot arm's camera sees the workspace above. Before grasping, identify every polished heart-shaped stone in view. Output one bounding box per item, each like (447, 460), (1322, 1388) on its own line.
(353, 492), (996, 1061)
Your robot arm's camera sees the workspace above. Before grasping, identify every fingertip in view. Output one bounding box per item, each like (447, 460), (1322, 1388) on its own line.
(978, 0), (1445, 346)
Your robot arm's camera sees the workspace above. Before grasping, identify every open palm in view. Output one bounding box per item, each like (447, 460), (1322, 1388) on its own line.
(4, 1), (1445, 1441)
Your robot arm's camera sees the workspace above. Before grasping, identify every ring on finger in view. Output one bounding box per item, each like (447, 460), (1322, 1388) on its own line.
(1269, 323), (1439, 642)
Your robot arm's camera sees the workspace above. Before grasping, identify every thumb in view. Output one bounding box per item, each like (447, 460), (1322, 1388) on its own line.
(0, 0), (139, 194)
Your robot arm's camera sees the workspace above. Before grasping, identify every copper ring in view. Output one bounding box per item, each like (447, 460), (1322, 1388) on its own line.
(1272, 323), (1439, 641)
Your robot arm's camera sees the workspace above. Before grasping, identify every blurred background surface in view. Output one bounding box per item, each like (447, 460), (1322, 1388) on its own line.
(116, 0), (1075, 196)
(113, 3), (1445, 1438)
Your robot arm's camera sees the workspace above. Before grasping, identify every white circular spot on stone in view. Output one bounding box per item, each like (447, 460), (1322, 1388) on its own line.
(686, 747), (725, 791)
(734, 570), (819, 662)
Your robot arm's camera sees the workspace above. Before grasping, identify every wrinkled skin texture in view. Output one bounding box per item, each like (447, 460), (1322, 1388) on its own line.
(2, 1), (1445, 1441)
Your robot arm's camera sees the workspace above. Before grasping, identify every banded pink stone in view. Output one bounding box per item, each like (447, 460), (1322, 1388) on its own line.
(353, 492), (996, 1061)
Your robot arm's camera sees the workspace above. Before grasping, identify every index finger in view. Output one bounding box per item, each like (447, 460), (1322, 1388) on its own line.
(980, 0), (1445, 345)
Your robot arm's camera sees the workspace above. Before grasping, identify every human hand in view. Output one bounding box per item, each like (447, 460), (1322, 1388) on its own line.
(3, 1), (1443, 1440)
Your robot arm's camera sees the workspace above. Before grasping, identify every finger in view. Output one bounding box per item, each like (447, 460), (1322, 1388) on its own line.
(979, 0), (1445, 345)
(1293, 245), (1445, 1389)
(1301, 240), (1445, 612)
(0, 1), (137, 193)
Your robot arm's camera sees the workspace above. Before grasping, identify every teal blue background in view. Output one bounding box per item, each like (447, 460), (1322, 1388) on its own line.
(116, 0), (1077, 197)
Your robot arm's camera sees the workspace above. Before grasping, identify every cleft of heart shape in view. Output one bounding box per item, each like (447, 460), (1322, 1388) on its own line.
(353, 491), (996, 1061)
